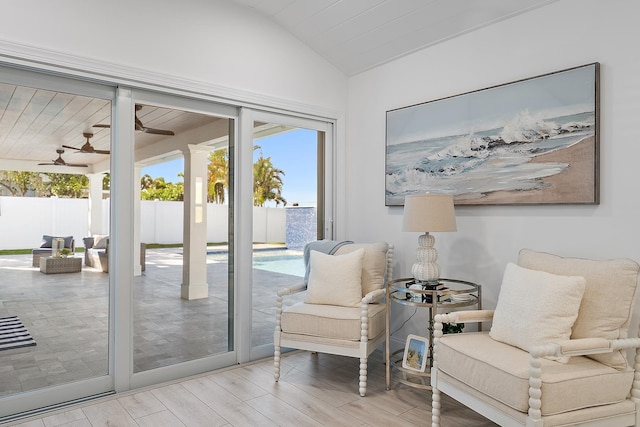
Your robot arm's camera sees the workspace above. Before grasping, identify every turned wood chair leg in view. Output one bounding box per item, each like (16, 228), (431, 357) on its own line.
(432, 386), (441, 426)
(359, 357), (368, 396)
(274, 344), (281, 382)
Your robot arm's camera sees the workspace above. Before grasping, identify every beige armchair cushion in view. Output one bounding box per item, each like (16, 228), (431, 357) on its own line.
(490, 263), (586, 363)
(518, 249), (640, 369)
(304, 248), (365, 307)
(438, 332), (634, 416)
(281, 302), (386, 341)
(335, 242), (389, 296)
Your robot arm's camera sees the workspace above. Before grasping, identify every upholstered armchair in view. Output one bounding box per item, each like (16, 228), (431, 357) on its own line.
(431, 249), (640, 427)
(274, 241), (393, 396)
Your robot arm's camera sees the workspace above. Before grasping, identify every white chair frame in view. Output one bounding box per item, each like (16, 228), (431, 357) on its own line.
(431, 310), (640, 427)
(274, 245), (393, 396)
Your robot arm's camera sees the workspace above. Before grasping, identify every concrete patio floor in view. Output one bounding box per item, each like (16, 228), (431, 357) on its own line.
(0, 248), (304, 398)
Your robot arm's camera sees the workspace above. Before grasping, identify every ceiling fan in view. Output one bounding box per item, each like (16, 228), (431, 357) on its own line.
(93, 104), (175, 136)
(38, 149), (88, 168)
(62, 132), (110, 155)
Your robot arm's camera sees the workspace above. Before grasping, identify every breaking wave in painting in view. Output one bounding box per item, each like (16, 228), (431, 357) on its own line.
(385, 110), (595, 204)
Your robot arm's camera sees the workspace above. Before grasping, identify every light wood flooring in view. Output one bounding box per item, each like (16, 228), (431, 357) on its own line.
(4, 350), (496, 427)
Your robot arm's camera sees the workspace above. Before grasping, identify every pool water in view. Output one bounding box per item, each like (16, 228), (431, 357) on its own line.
(252, 254), (305, 277)
(208, 250), (305, 277)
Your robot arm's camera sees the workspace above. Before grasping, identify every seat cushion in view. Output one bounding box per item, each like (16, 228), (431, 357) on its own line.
(281, 302), (386, 341)
(518, 249), (640, 369)
(437, 332), (634, 416)
(490, 263), (586, 363)
(335, 242), (389, 296)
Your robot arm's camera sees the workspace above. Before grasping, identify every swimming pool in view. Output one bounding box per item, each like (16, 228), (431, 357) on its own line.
(208, 250), (305, 277)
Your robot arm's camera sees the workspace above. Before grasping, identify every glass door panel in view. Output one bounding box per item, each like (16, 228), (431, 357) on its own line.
(0, 67), (114, 419)
(131, 101), (235, 375)
(250, 124), (324, 352)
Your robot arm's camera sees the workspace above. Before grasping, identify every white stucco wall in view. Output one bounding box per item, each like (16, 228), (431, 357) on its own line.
(0, 0), (347, 113)
(346, 0), (640, 347)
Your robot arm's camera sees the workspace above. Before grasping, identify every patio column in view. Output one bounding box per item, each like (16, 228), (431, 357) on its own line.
(181, 144), (212, 300)
(87, 173), (105, 235)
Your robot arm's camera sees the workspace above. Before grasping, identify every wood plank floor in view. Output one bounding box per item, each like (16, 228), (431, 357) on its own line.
(5, 350), (497, 427)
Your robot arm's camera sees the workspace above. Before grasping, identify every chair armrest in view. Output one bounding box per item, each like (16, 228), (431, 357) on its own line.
(530, 337), (640, 359)
(362, 288), (385, 304)
(435, 310), (495, 325)
(83, 237), (94, 249)
(277, 283), (307, 298)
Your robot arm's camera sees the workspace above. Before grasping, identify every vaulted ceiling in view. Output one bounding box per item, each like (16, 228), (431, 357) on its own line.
(0, 0), (558, 175)
(229, 0), (558, 76)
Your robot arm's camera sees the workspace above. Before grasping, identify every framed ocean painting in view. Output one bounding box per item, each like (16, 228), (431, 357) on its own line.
(385, 63), (599, 206)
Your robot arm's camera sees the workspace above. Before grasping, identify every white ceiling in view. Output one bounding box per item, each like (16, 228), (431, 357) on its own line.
(229, 0), (558, 76)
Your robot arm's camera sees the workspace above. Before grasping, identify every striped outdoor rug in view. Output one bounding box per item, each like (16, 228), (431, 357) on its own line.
(0, 316), (36, 351)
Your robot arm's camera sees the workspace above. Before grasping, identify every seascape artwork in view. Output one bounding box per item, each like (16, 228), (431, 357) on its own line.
(385, 63), (599, 206)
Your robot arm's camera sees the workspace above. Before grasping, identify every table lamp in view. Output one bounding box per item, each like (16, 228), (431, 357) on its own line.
(402, 193), (456, 284)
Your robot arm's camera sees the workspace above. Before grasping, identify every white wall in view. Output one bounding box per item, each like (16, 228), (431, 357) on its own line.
(346, 0), (640, 348)
(0, 0), (347, 113)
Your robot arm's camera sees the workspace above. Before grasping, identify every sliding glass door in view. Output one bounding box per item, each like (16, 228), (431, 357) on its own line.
(0, 66), (115, 419)
(246, 111), (334, 361)
(128, 90), (238, 389)
(0, 66), (335, 420)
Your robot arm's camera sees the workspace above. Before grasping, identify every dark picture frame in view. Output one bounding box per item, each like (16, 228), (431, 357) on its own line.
(385, 63), (599, 206)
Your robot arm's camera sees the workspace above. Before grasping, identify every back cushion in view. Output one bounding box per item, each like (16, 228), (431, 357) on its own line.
(518, 249), (640, 369)
(335, 242), (389, 296)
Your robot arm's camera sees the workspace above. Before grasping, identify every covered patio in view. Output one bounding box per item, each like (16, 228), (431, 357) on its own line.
(0, 247), (304, 397)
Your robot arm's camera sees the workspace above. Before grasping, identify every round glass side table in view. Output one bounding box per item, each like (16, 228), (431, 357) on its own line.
(385, 277), (482, 391)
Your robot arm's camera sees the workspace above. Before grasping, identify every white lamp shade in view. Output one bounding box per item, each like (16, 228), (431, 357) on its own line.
(402, 193), (457, 232)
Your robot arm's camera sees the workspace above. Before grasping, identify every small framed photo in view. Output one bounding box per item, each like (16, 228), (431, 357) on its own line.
(402, 334), (428, 372)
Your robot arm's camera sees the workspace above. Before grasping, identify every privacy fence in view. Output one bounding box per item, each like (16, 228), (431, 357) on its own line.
(0, 197), (314, 251)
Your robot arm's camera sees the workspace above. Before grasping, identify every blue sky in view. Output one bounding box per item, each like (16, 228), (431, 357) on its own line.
(141, 128), (318, 207)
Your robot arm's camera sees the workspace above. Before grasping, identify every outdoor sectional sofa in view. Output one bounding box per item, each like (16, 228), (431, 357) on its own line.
(32, 235), (75, 267)
(82, 235), (146, 273)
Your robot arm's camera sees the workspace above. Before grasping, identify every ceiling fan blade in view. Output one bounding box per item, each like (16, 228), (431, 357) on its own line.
(39, 149), (88, 167)
(63, 133), (111, 155)
(143, 128), (175, 136)
(93, 124), (111, 128)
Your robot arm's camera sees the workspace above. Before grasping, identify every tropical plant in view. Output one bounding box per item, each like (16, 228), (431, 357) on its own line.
(46, 173), (90, 198)
(207, 148), (228, 204)
(140, 176), (184, 201)
(0, 171), (47, 196)
(253, 151), (286, 207)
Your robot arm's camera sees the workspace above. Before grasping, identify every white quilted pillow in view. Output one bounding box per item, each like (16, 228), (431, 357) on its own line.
(304, 248), (365, 307)
(490, 263), (586, 363)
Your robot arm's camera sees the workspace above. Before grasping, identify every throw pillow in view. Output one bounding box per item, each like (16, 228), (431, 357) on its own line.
(40, 235), (54, 248)
(490, 262), (586, 363)
(40, 235), (73, 249)
(518, 248), (640, 369)
(304, 248), (365, 307)
(334, 242), (389, 296)
(93, 235), (109, 250)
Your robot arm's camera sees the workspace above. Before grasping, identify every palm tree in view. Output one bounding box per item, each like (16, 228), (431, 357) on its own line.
(253, 153), (286, 207)
(207, 148), (228, 204)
